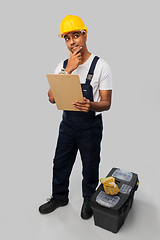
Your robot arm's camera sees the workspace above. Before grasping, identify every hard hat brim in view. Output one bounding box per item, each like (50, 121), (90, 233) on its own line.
(58, 28), (88, 38)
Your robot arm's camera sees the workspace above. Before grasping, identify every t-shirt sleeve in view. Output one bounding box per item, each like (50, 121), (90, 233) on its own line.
(99, 61), (113, 90)
(54, 61), (63, 74)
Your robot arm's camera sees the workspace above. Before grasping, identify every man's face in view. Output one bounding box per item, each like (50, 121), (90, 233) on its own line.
(64, 31), (87, 53)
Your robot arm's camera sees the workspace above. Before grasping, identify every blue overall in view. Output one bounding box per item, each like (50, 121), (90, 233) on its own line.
(52, 56), (103, 201)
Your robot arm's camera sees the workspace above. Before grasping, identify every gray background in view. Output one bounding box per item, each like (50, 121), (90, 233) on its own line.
(0, 0), (160, 239)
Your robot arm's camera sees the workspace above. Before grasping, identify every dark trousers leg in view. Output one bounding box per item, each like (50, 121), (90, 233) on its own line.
(52, 120), (78, 201)
(77, 116), (103, 199)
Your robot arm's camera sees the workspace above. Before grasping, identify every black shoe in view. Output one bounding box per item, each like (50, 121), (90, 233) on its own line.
(81, 198), (93, 220)
(39, 196), (69, 214)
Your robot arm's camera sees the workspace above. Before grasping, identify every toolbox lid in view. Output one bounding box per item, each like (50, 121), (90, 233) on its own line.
(120, 184), (132, 194)
(96, 191), (120, 208)
(112, 169), (133, 182)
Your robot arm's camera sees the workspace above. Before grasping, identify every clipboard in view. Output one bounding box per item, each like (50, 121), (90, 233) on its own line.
(46, 74), (83, 111)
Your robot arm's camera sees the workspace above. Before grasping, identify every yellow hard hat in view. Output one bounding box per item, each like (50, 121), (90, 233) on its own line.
(58, 15), (88, 38)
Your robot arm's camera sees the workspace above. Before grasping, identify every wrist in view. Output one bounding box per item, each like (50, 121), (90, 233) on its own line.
(65, 67), (72, 74)
(89, 101), (92, 111)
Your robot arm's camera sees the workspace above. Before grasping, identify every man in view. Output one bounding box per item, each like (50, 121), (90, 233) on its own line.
(39, 15), (112, 220)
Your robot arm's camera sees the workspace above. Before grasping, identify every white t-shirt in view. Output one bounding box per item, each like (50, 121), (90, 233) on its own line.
(55, 54), (112, 103)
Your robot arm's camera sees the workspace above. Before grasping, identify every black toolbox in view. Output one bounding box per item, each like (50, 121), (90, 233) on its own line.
(90, 167), (139, 233)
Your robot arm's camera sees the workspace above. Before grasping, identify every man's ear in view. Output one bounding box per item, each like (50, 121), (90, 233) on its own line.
(84, 33), (87, 42)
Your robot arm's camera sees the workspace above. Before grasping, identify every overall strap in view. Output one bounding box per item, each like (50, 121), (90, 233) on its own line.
(87, 56), (99, 81)
(63, 59), (68, 69)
